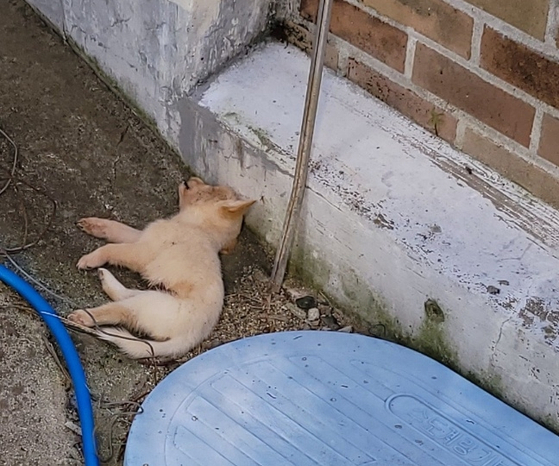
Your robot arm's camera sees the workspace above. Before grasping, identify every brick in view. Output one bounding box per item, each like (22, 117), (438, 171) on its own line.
(464, 0), (549, 40)
(359, 0), (473, 58)
(539, 114), (559, 166)
(348, 58), (457, 142)
(301, 0), (407, 72)
(284, 22), (339, 71)
(413, 43), (535, 147)
(481, 27), (559, 110)
(462, 128), (559, 208)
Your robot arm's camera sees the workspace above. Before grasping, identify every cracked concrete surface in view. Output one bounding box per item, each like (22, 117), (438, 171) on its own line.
(0, 2), (314, 464)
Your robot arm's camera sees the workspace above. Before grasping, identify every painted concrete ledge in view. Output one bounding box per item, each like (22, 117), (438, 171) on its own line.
(178, 42), (559, 431)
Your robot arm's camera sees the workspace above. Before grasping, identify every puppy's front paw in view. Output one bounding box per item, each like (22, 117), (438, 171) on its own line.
(77, 251), (104, 270)
(77, 217), (107, 239)
(67, 309), (95, 327)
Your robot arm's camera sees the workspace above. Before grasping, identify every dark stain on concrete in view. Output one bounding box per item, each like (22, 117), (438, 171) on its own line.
(519, 297), (559, 344)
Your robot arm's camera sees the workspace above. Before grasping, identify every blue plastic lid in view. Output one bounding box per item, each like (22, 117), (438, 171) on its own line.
(125, 331), (559, 465)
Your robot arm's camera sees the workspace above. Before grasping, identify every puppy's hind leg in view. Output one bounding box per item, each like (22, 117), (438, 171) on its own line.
(98, 268), (144, 301)
(68, 302), (136, 328)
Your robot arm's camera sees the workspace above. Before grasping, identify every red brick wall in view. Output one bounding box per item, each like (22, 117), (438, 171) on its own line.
(285, 0), (559, 207)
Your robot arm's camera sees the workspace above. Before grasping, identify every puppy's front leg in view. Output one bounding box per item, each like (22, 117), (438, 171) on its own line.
(77, 243), (149, 271)
(77, 217), (142, 243)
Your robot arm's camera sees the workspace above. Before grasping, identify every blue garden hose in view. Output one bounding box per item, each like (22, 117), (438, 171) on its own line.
(0, 264), (99, 466)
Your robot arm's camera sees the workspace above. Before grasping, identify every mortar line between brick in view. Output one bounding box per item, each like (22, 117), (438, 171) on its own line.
(349, 0), (559, 60)
(470, 17), (483, 66)
(372, 31), (543, 112)
(327, 0), (559, 90)
(530, 107), (545, 154)
(337, 45), (349, 78)
(460, 114), (532, 157)
(343, 0), (405, 32)
(302, 8), (559, 120)
(411, 35), (552, 110)
(322, 5), (551, 112)
(404, 36), (417, 79)
(444, 0), (559, 59)
(461, 116), (559, 180)
(341, 32), (559, 131)
(454, 119), (467, 148)
(545, 0), (559, 44)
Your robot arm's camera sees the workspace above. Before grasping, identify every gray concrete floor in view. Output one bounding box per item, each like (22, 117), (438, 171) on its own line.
(0, 1), (330, 464)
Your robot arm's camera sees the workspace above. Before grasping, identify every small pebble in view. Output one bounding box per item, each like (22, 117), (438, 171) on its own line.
(338, 325), (353, 333)
(253, 269), (269, 283)
(318, 304), (332, 316)
(64, 421), (82, 436)
(307, 307), (320, 321)
(286, 303), (307, 320)
(486, 285), (500, 295)
(296, 295), (317, 310)
(321, 315), (340, 330)
(285, 287), (306, 301)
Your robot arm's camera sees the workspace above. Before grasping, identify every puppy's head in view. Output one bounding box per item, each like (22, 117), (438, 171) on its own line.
(178, 177), (256, 253)
(178, 177), (237, 211)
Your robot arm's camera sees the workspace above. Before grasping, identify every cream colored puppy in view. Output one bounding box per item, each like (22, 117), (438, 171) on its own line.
(68, 177), (255, 359)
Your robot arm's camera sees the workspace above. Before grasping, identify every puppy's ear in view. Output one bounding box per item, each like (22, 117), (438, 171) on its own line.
(178, 181), (189, 205)
(187, 177), (205, 189)
(220, 199), (256, 216)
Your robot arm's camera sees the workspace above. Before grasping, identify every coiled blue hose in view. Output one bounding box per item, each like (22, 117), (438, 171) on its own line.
(0, 264), (99, 466)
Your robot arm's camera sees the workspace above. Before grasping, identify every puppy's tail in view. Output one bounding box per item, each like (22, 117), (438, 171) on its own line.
(95, 327), (185, 359)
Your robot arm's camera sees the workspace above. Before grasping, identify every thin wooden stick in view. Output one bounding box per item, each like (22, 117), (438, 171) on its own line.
(270, 0), (334, 292)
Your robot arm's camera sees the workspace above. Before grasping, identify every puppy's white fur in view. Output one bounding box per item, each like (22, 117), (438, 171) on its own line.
(68, 177), (255, 359)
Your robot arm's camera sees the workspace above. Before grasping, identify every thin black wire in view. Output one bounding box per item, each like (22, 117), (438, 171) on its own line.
(0, 127), (158, 462)
(0, 127), (155, 356)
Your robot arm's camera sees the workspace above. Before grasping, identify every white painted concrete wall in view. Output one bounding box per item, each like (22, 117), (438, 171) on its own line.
(179, 43), (559, 431)
(26, 0), (273, 143)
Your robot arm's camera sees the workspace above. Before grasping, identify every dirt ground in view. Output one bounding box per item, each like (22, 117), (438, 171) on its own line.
(0, 1), (353, 464)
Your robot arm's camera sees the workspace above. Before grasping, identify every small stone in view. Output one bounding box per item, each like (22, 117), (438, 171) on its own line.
(202, 339), (221, 350)
(253, 269), (269, 283)
(286, 303), (306, 320)
(307, 307), (320, 321)
(338, 325), (353, 333)
(295, 295), (317, 310)
(332, 309), (346, 325)
(285, 287), (306, 301)
(486, 285), (500, 295)
(321, 315), (340, 330)
(64, 421), (82, 436)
